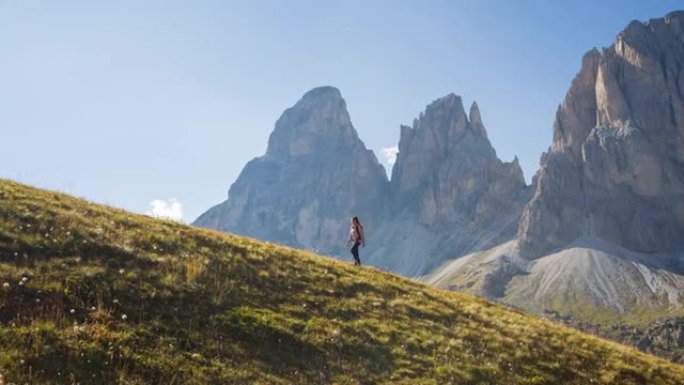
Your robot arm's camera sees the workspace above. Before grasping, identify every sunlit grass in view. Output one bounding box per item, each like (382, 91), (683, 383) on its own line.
(0, 178), (682, 384)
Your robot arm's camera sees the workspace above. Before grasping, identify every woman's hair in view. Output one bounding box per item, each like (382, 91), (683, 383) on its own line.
(352, 216), (360, 225)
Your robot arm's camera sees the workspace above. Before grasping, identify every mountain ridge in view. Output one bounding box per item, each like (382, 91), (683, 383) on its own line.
(424, 10), (684, 360)
(195, 87), (530, 277)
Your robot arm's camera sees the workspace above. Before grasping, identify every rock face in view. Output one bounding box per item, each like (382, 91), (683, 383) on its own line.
(425, 13), (684, 352)
(194, 86), (389, 256)
(377, 95), (530, 274)
(195, 88), (529, 277)
(519, 11), (684, 257)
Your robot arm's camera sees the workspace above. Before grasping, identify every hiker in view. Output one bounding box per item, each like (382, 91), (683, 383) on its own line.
(345, 216), (365, 266)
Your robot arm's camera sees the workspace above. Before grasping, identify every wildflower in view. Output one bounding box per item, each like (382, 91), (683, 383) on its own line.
(21, 277), (28, 282)
(90, 306), (96, 311)
(18, 281), (24, 286)
(35, 298), (40, 303)
(70, 309), (75, 314)
(2, 282), (9, 288)
(121, 314), (127, 320)
(119, 269), (125, 275)
(113, 299), (119, 304)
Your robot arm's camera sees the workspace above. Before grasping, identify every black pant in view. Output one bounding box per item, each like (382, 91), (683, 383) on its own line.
(351, 241), (361, 266)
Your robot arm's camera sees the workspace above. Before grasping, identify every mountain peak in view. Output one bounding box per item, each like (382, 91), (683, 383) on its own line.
(665, 10), (684, 20)
(195, 86), (388, 255)
(520, 10), (684, 257)
(390, 91), (529, 260)
(266, 86), (359, 157)
(300, 85), (343, 102)
(425, 93), (466, 118)
(468, 101), (487, 137)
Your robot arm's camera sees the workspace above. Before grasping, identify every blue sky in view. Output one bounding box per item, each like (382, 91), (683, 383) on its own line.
(1, 1), (681, 222)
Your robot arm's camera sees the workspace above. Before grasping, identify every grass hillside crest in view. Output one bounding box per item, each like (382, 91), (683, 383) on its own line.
(0, 179), (683, 384)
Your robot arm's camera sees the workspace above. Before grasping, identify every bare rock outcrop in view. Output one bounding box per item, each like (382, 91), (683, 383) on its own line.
(194, 86), (389, 255)
(519, 11), (684, 257)
(195, 89), (530, 277)
(380, 94), (530, 273)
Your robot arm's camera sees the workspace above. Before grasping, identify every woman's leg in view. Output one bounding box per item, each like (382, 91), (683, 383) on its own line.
(351, 242), (361, 266)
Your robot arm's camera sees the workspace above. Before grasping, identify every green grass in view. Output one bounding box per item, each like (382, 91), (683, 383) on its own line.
(0, 179), (683, 385)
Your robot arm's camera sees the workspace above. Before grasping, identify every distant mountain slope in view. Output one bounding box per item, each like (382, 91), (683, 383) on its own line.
(1, 179), (683, 384)
(425, 237), (684, 325)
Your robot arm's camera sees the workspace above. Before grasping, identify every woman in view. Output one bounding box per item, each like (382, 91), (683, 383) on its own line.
(345, 216), (365, 266)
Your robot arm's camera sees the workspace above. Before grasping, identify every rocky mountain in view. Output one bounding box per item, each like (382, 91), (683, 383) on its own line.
(370, 94), (529, 275)
(195, 89), (529, 277)
(195, 8), (684, 363)
(194, 86), (389, 257)
(424, 11), (684, 354)
(519, 11), (684, 258)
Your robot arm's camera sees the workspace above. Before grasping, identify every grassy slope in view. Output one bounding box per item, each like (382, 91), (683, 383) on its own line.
(0, 180), (683, 385)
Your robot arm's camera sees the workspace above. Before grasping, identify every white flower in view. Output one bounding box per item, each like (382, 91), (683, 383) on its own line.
(22, 277), (28, 282)
(18, 281), (24, 286)
(90, 306), (96, 311)
(2, 282), (9, 288)
(119, 269), (125, 275)
(113, 299), (119, 304)
(70, 309), (75, 314)
(35, 298), (41, 303)
(121, 314), (127, 320)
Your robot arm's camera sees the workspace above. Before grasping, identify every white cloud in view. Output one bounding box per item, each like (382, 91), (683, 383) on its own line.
(381, 145), (399, 168)
(146, 198), (183, 222)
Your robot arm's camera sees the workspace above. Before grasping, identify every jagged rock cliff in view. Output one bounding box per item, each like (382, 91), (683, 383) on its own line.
(372, 95), (529, 274)
(519, 11), (684, 257)
(194, 86), (389, 256)
(426, 11), (684, 332)
(195, 89), (529, 277)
